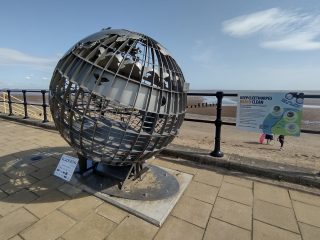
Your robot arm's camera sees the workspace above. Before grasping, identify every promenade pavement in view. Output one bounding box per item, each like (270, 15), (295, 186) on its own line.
(0, 119), (320, 240)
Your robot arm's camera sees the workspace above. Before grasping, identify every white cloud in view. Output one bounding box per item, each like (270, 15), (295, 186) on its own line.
(0, 48), (58, 66)
(222, 8), (320, 51)
(261, 34), (320, 51)
(42, 77), (48, 80)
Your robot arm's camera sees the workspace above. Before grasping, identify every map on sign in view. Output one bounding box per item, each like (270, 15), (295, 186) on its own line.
(54, 154), (79, 181)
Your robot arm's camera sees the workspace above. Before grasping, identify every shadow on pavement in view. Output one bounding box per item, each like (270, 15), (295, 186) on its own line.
(0, 146), (86, 203)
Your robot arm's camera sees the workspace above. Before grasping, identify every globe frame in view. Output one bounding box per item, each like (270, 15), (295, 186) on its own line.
(49, 28), (189, 169)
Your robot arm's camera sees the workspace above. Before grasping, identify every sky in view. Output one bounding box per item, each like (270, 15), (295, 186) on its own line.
(0, 0), (320, 91)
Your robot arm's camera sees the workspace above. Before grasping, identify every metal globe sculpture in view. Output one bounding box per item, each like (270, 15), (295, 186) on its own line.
(49, 28), (188, 168)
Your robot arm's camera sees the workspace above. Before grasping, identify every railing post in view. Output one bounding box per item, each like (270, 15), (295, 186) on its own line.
(2, 92), (7, 113)
(41, 90), (49, 123)
(7, 90), (13, 116)
(22, 90), (29, 119)
(210, 91), (224, 157)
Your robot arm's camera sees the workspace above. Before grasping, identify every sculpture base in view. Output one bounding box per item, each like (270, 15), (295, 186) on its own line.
(71, 165), (192, 226)
(75, 162), (180, 201)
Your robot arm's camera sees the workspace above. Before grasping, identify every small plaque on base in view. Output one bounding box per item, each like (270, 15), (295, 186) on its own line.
(54, 154), (79, 181)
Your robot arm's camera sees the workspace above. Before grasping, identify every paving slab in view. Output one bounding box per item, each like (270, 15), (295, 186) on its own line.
(25, 190), (69, 218)
(95, 202), (128, 224)
(0, 208), (38, 240)
(0, 157), (20, 173)
(30, 164), (56, 180)
(0, 189), (38, 216)
(0, 174), (10, 185)
(212, 197), (252, 230)
(299, 222), (320, 240)
(194, 169), (223, 187)
(203, 218), (251, 240)
(62, 213), (115, 240)
(254, 199), (299, 233)
(0, 175), (38, 194)
(184, 181), (218, 204)
(9, 235), (24, 240)
(58, 183), (82, 198)
(0, 189), (7, 199)
(154, 216), (204, 240)
(151, 159), (175, 170)
(20, 210), (75, 240)
(219, 182), (253, 206)
(29, 175), (64, 196)
(223, 175), (253, 189)
(292, 200), (320, 227)
(253, 220), (301, 240)
(59, 193), (103, 221)
(290, 190), (320, 207)
(5, 165), (37, 179)
(172, 195), (212, 228)
(107, 215), (158, 240)
(254, 182), (291, 208)
(31, 156), (59, 169)
(169, 162), (198, 175)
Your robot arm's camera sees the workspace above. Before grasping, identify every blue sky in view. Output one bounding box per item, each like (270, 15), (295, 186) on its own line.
(0, 0), (320, 90)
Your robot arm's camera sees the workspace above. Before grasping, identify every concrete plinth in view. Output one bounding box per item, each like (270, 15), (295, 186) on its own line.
(71, 166), (192, 226)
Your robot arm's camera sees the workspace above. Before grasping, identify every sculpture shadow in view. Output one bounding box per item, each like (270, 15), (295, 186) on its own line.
(0, 146), (88, 204)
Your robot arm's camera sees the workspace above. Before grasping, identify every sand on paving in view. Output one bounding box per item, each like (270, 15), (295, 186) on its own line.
(172, 121), (320, 171)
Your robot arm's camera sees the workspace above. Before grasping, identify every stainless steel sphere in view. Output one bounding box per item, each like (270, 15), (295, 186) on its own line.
(49, 28), (189, 166)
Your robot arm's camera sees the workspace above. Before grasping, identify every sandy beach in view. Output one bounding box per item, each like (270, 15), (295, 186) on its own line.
(186, 105), (320, 131)
(172, 121), (320, 171)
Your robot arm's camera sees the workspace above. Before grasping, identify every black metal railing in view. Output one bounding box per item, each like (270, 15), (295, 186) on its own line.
(0, 89), (49, 123)
(0, 89), (319, 158)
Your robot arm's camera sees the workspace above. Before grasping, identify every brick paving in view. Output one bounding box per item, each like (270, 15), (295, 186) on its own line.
(0, 118), (320, 240)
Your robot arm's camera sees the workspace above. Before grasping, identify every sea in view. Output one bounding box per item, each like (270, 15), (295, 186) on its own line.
(191, 90), (320, 106)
